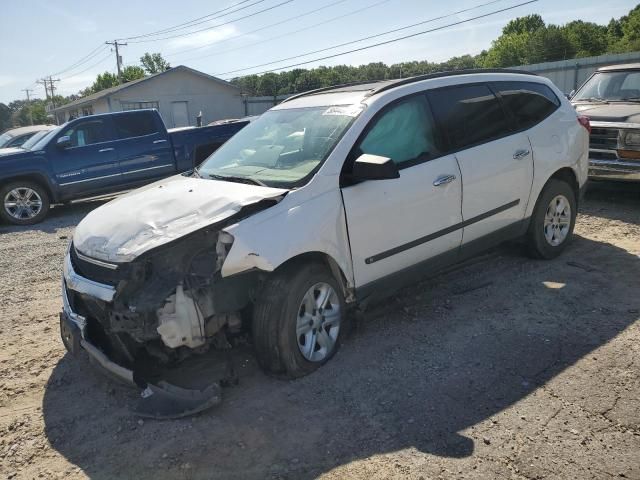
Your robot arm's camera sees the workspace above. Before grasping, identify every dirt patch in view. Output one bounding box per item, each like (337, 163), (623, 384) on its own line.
(0, 184), (639, 479)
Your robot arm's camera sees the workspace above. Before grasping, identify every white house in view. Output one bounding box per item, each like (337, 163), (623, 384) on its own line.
(51, 65), (244, 127)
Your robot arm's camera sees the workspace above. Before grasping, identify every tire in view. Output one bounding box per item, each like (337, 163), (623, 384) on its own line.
(252, 262), (346, 378)
(0, 181), (50, 225)
(526, 178), (577, 259)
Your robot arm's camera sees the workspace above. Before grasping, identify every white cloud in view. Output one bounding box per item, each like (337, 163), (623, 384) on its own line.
(167, 25), (238, 50)
(0, 75), (17, 88)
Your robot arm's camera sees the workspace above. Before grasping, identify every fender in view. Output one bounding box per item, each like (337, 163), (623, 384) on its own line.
(0, 152), (59, 202)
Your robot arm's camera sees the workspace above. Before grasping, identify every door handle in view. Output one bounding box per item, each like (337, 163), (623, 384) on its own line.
(513, 149), (530, 160)
(98, 147), (115, 153)
(433, 174), (456, 187)
(153, 139), (168, 144)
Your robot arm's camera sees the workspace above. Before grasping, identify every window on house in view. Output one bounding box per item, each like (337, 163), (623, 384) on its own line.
(121, 101), (159, 111)
(82, 106), (94, 116)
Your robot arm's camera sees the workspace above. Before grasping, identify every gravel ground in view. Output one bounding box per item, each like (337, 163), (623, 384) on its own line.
(0, 182), (638, 480)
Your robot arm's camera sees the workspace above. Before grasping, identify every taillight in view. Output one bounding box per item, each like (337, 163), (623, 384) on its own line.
(577, 115), (591, 134)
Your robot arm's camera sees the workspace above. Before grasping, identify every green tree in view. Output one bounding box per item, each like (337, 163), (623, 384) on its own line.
(0, 103), (12, 131)
(482, 33), (531, 67)
(90, 72), (119, 93)
(563, 21), (608, 57)
(140, 52), (171, 74)
(502, 14), (545, 35)
(122, 65), (146, 83)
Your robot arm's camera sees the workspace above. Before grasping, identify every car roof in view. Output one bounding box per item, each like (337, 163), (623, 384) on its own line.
(597, 63), (640, 72)
(276, 68), (539, 109)
(1, 124), (56, 137)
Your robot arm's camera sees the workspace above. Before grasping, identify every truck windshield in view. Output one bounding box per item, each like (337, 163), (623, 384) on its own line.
(573, 71), (640, 102)
(24, 126), (62, 151)
(198, 105), (363, 188)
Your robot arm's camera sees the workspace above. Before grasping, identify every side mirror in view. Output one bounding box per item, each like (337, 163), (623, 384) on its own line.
(56, 136), (71, 149)
(567, 90), (576, 100)
(351, 153), (400, 181)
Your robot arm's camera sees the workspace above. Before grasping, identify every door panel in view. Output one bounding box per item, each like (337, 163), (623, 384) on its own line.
(454, 133), (533, 243)
(342, 156), (463, 287)
(427, 84), (534, 244)
(113, 111), (174, 182)
(52, 118), (121, 197)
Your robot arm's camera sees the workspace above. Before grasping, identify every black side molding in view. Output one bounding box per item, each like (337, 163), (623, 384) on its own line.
(365, 199), (520, 264)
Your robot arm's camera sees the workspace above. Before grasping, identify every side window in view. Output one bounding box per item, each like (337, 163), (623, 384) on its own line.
(357, 95), (442, 167)
(62, 119), (111, 147)
(428, 85), (510, 150)
(7, 134), (31, 148)
(494, 81), (560, 130)
(113, 112), (158, 139)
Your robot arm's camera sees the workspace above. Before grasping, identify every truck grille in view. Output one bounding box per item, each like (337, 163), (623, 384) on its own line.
(590, 127), (619, 151)
(70, 245), (121, 286)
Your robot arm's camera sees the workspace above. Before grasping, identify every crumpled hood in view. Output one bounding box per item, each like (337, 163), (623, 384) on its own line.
(573, 102), (640, 124)
(73, 175), (287, 262)
(0, 147), (29, 158)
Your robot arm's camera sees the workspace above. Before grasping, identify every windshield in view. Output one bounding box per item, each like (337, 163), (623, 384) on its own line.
(21, 129), (53, 150)
(0, 132), (15, 148)
(574, 71), (640, 102)
(197, 105), (363, 188)
(26, 125), (63, 151)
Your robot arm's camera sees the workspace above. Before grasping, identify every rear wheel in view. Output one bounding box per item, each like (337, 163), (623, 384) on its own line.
(0, 181), (50, 225)
(252, 262), (346, 378)
(526, 179), (576, 259)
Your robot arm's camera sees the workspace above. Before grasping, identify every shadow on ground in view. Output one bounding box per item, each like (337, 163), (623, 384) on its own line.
(40, 197), (640, 478)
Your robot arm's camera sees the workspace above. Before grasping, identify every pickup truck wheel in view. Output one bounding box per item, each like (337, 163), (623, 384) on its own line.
(252, 262), (346, 378)
(526, 179), (576, 259)
(0, 181), (50, 225)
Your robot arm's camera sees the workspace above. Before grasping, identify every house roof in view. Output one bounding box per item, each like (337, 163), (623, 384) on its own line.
(52, 65), (239, 112)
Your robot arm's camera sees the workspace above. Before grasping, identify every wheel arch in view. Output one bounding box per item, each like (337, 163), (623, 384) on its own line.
(272, 251), (355, 303)
(0, 174), (56, 203)
(549, 167), (579, 204)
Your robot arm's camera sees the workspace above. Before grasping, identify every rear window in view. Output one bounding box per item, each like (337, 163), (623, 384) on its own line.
(428, 84), (510, 151)
(493, 81), (560, 130)
(113, 112), (158, 139)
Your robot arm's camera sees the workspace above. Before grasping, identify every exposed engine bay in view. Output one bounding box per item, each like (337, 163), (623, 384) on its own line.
(62, 198), (279, 418)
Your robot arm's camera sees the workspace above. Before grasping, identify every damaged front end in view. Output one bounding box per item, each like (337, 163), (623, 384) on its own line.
(61, 210), (271, 419)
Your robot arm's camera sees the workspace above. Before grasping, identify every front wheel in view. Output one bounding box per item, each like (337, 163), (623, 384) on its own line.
(252, 263), (346, 378)
(526, 179), (577, 259)
(0, 181), (50, 225)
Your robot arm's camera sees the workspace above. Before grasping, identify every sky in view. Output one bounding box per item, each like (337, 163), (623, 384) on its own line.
(0, 0), (637, 103)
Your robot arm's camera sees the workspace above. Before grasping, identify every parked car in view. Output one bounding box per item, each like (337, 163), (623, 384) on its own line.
(0, 109), (249, 225)
(0, 124), (56, 149)
(571, 63), (640, 182)
(60, 70), (589, 417)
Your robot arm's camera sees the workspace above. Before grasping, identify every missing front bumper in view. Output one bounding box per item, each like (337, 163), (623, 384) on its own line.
(60, 274), (224, 419)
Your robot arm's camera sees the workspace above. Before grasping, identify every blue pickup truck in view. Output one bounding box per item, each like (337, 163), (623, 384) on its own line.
(0, 109), (248, 225)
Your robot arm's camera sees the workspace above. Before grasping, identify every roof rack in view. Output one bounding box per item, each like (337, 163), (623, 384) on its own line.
(280, 80), (388, 104)
(281, 68), (537, 103)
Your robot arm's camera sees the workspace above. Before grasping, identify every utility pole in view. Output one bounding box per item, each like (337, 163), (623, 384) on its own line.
(36, 78), (50, 100)
(47, 77), (60, 108)
(21, 88), (34, 125)
(106, 40), (127, 83)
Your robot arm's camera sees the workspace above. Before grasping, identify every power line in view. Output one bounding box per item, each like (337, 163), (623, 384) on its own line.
(217, 0), (538, 78)
(165, 0), (352, 59)
(126, 0), (295, 44)
(116, 0), (262, 41)
(49, 44), (109, 77)
(59, 51), (113, 80)
(217, 0), (509, 77)
(174, 0), (393, 63)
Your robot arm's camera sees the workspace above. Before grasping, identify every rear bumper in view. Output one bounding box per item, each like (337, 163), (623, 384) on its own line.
(589, 158), (640, 182)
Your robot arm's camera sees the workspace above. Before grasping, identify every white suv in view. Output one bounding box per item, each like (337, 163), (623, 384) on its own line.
(61, 70), (589, 410)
